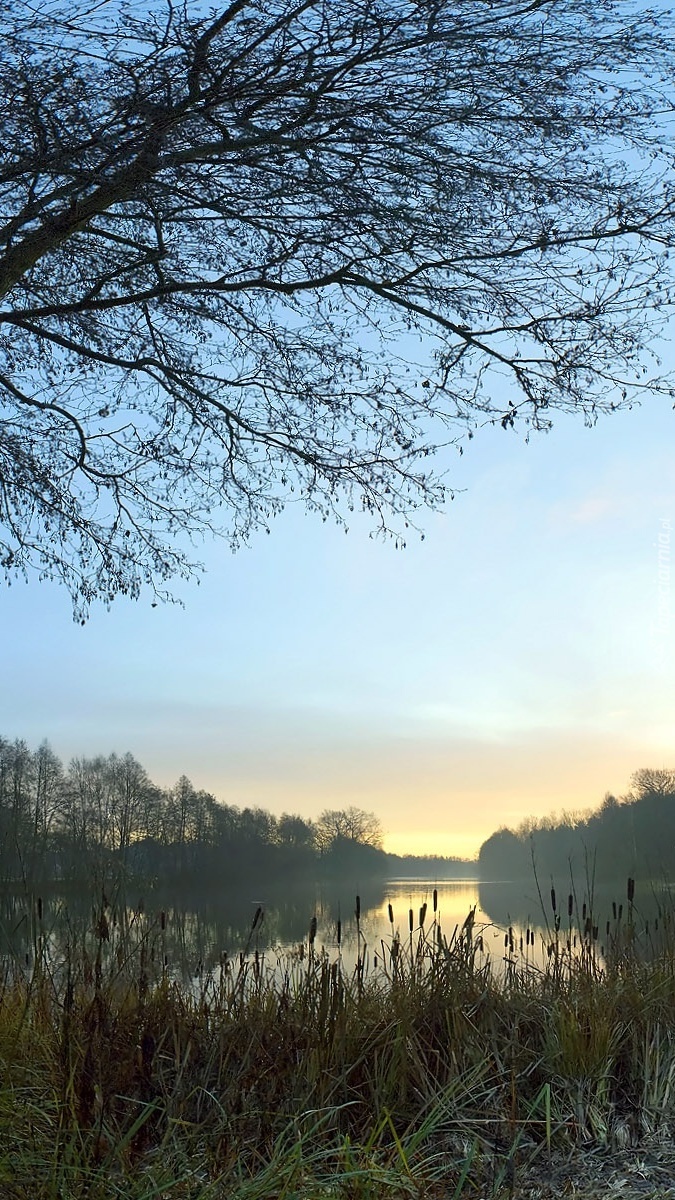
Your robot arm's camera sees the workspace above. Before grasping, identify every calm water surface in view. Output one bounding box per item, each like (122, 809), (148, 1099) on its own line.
(204, 874), (662, 977)
(208, 876), (553, 977)
(2, 874), (659, 983)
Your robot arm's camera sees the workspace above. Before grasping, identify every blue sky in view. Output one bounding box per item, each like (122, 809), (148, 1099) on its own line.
(2, 387), (672, 858)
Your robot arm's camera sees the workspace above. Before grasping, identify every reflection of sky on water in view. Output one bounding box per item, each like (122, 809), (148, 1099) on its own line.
(308, 878), (674, 977)
(5, 876), (669, 988)
(377, 877), (485, 930)
(306, 878), (506, 972)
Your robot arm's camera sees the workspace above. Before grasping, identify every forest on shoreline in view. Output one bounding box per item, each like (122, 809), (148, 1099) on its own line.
(1, 736), (672, 893)
(479, 768), (675, 883)
(0, 736), (473, 891)
(3, 739), (675, 1200)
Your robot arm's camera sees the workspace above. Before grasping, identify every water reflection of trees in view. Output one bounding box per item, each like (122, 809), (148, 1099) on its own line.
(0, 878), (391, 981)
(479, 877), (675, 964)
(6, 875), (673, 985)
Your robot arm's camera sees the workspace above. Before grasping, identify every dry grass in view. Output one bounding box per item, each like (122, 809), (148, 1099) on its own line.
(1, 884), (675, 1198)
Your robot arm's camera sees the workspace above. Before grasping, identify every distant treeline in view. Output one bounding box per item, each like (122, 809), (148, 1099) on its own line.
(478, 768), (675, 883)
(0, 736), (471, 891)
(388, 854), (476, 879)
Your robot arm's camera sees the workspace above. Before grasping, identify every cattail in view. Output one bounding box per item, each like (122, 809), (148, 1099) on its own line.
(65, 971), (74, 1014)
(252, 906), (263, 930)
(419, 902), (427, 927)
(409, 908), (414, 932)
(355, 895), (361, 921)
(606, 920), (610, 937)
(550, 886), (557, 913)
(582, 902), (587, 921)
(336, 919), (341, 947)
(309, 916), (317, 945)
(36, 897), (43, 922)
(627, 877), (635, 903)
(567, 894), (573, 919)
(160, 910), (166, 931)
(619, 904), (623, 920)
(388, 903), (394, 925)
(433, 888), (438, 913)
(612, 901), (617, 920)
(139, 1032), (154, 1080)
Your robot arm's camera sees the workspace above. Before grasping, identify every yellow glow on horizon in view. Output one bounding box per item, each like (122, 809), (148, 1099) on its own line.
(383, 829), (481, 860)
(139, 721), (669, 864)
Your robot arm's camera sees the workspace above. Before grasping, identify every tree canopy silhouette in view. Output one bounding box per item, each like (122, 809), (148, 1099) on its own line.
(477, 768), (675, 884)
(315, 806), (384, 852)
(2, 0), (674, 614)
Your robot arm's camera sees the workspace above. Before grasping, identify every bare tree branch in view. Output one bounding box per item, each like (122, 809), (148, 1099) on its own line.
(0, 0), (674, 616)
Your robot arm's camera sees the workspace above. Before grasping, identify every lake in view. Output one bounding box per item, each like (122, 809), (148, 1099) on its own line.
(1, 871), (660, 984)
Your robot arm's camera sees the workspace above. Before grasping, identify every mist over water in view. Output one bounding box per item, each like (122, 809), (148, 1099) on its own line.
(5, 872), (669, 985)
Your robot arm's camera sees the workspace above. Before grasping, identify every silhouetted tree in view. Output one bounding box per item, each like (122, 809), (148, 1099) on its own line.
(478, 827), (528, 882)
(276, 813), (315, 850)
(107, 752), (156, 865)
(478, 767), (675, 883)
(315, 807), (383, 853)
(29, 740), (65, 880)
(0, 737), (35, 882)
(165, 775), (220, 871)
(630, 768), (675, 799)
(2, 1), (674, 614)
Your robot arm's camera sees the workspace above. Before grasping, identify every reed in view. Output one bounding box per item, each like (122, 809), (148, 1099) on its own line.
(1, 882), (675, 1198)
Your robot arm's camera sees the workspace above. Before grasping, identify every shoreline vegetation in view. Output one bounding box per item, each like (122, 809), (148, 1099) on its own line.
(0, 736), (475, 895)
(2, 738), (675, 1195)
(4, 882), (675, 1198)
(479, 768), (675, 886)
(1, 737), (674, 896)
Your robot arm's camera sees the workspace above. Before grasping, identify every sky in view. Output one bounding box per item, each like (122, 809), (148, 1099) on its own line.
(1, 386), (673, 859)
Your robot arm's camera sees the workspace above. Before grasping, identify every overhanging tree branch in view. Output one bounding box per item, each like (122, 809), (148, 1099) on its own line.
(0, 0), (673, 616)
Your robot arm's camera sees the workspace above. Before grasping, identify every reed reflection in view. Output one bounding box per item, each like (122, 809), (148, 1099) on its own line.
(2, 873), (671, 988)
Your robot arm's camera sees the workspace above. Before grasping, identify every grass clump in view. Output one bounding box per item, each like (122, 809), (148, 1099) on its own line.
(1, 884), (675, 1198)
